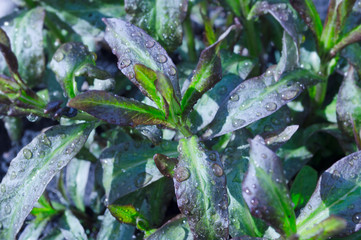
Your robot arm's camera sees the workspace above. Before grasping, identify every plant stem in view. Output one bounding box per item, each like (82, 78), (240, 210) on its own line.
(183, 17), (197, 62)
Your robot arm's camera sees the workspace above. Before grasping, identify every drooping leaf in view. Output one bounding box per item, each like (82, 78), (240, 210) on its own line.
(290, 165), (318, 210)
(125, 0), (188, 52)
(0, 123), (93, 239)
(0, 7), (45, 86)
(290, 0), (323, 41)
(108, 204), (150, 231)
(100, 140), (178, 203)
(181, 25), (237, 116)
(296, 150), (361, 238)
(50, 42), (110, 98)
(174, 136), (229, 239)
(202, 68), (322, 139)
(331, 24), (361, 56)
(146, 215), (193, 240)
(242, 136), (296, 237)
(68, 90), (169, 127)
(59, 210), (88, 240)
(103, 18), (181, 98)
(97, 209), (135, 240)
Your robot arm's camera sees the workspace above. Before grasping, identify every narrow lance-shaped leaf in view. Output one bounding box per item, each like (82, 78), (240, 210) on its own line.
(242, 136), (296, 237)
(174, 136), (229, 239)
(296, 150), (361, 238)
(290, 0), (323, 41)
(68, 90), (170, 127)
(60, 210), (88, 240)
(147, 215), (193, 240)
(330, 24), (361, 56)
(0, 28), (19, 76)
(125, 0), (188, 52)
(50, 42), (110, 99)
(103, 18), (181, 99)
(0, 123), (93, 239)
(181, 25), (237, 116)
(202, 68), (322, 139)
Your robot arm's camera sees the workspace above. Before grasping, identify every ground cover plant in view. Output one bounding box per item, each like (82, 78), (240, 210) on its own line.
(0, 0), (361, 239)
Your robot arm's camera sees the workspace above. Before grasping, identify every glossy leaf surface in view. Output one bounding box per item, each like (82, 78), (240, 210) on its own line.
(147, 216), (192, 240)
(174, 136), (228, 239)
(242, 136), (296, 237)
(0, 123), (93, 239)
(60, 210), (88, 240)
(331, 24), (361, 56)
(97, 209), (135, 240)
(108, 204), (150, 231)
(68, 90), (169, 127)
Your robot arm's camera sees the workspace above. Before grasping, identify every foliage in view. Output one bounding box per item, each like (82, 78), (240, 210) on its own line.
(0, 0), (361, 239)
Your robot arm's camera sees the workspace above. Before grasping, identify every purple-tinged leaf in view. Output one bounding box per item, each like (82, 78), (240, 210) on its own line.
(202, 68), (322, 139)
(248, 1), (301, 44)
(336, 66), (361, 142)
(290, 0), (323, 41)
(0, 28), (18, 75)
(97, 209), (135, 240)
(146, 215), (192, 240)
(181, 25), (237, 116)
(68, 90), (169, 127)
(0, 123), (93, 239)
(103, 18), (181, 99)
(242, 136), (296, 237)
(264, 125), (299, 150)
(125, 0), (188, 52)
(174, 136), (229, 239)
(331, 24), (361, 56)
(50, 42), (110, 99)
(153, 153), (178, 178)
(296, 150), (361, 238)
(342, 43), (361, 77)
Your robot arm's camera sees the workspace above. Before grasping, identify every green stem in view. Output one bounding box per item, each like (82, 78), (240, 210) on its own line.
(183, 17), (197, 62)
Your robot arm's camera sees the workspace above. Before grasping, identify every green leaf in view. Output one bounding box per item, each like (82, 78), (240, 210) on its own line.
(108, 204), (150, 231)
(296, 150), (361, 238)
(0, 123), (93, 239)
(202, 68), (322, 139)
(103, 18), (181, 98)
(60, 210), (88, 240)
(50, 42), (110, 98)
(147, 216), (193, 240)
(100, 140), (178, 203)
(68, 90), (169, 127)
(18, 217), (50, 240)
(220, 51), (255, 78)
(336, 66), (361, 142)
(125, 0), (188, 52)
(174, 136), (229, 239)
(0, 7), (45, 86)
(181, 25), (236, 116)
(342, 43), (361, 77)
(298, 216), (347, 240)
(290, 0), (323, 41)
(97, 209), (135, 240)
(242, 136), (296, 237)
(290, 165), (318, 210)
(153, 153), (178, 178)
(331, 24), (361, 56)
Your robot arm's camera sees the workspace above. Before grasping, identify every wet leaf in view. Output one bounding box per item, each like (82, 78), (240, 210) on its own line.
(298, 216), (347, 240)
(125, 0), (188, 52)
(0, 123), (93, 239)
(242, 136), (296, 237)
(342, 43), (361, 77)
(296, 150), (361, 238)
(103, 18), (181, 98)
(174, 136), (229, 239)
(18, 217), (49, 240)
(50, 42), (110, 98)
(220, 51), (255, 79)
(202, 68), (322, 139)
(108, 204), (150, 231)
(97, 209), (135, 240)
(331, 24), (361, 56)
(146, 215), (193, 240)
(0, 28), (18, 75)
(0, 7), (45, 86)
(68, 90), (169, 127)
(290, 165), (318, 210)
(100, 140), (178, 203)
(60, 210), (88, 240)
(181, 25), (237, 116)
(153, 153), (178, 178)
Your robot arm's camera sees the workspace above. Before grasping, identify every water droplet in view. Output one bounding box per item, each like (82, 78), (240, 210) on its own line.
(65, 147), (74, 154)
(168, 66), (177, 76)
(23, 149), (32, 159)
(332, 170), (341, 180)
(244, 187), (252, 195)
(265, 102), (277, 111)
(5, 204), (11, 214)
(135, 172), (153, 188)
(120, 59), (131, 68)
(0, 185), (5, 193)
(261, 153), (267, 159)
(104, 198), (109, 206)
(145, 40), (155, 48)
(41, 135), (51, 147)
(232, 118), (245, 128)
(156, 54), (167, 63)
(10, 171), (17, 180)
(23, 37), (32, 48)
(212, 163), (224, 177)
(239, 83), (245, 89)
(209, 152), (217, 161)
(174, 166), (190, 182)
(352, 212), (361, 224)
(281, 90), (299, 100)
(53, 51), (64, 62)
(250, 198), (258, 205)
(26, 113), (39, 122)
(127, 72), (135, 79)
(230, 93), (239, 102)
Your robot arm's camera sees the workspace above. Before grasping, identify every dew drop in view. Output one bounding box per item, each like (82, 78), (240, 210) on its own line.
(41, 135), (51, 147)
(244, 187), (252, 195)
(212, 163), (224, 177)
(230, 93), (239, 102)
(120, 59), (131, 68)
(232, 118), (245, 128)
(145, 40), (155, 48)
(127, 72), (135, 79)
(250, 198), (258, 206)
(265, 102), (277, 111)
(261, 153), (267, 159)
(10, 171), (17, 180)
(168, 66), (177, 76)
(209, 152), (217, 161)
(5, 204), (11, 214)
(23, 37), (32, 48)
(53, 51), (64, 62)
(26, 113), (39, 122)
(134, 172), (153, 187)
(352, 212), (361, 224)
(0, 184), (5, 193)
(23, 148), (33, 159)
(174, 166), (190, 182)
(281, 90), (299, 100)
(332, 170), (341, 180)
(156, 54), (167, 63)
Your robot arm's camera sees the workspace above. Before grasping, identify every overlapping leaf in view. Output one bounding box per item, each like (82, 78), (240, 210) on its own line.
(97, 209), (135, 240)
(296, 150), (361, 238)
(147, 216), (192, 240)
(0, 123), (93, 239)
(242, 136), (296, 237)
(331, 24), (361, 56)
(174, 136), (228, 239)
(108, 204), (150, 231)
(60, 210), (88, 240)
